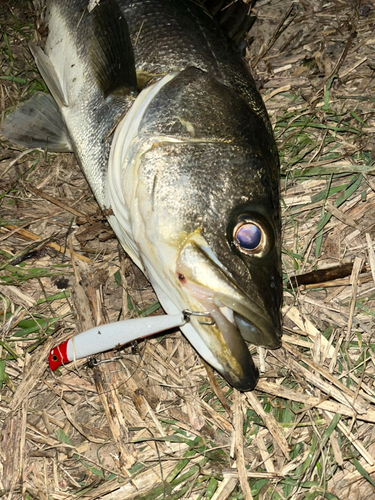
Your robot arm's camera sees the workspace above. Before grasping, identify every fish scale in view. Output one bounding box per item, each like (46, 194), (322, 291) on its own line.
(2, 0), (282, 390)
(34, 0), (137, 205)
(121, 0), (272, 130)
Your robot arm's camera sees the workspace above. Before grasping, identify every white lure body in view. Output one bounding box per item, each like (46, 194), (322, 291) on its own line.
(49, 313), (186, 370)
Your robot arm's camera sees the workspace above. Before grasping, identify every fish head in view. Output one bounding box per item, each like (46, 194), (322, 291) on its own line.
(119, 67), (282, 390)
(177, 203), (282, 350)
(172, 146), (282, 391)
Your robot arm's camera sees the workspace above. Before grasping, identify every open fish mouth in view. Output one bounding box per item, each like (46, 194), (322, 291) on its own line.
(175, 233), (281, 390)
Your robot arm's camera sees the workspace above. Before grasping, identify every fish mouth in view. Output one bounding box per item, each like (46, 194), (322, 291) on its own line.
(176, 234), (281, 391)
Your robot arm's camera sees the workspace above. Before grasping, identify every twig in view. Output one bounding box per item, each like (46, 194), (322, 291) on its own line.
(2, 225), (91, 263)
(245, 391), (290, 458)
(234, 391), (253, 500)
(27, 185), (85, 217)
(346, 257), (363, 341)
(203, 360), (233, 418)
(252, 4), (296, 68)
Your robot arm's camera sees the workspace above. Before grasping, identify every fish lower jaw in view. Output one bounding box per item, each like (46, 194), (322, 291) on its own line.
(175, 278), (259, 390)
(193, 297), (259, 391)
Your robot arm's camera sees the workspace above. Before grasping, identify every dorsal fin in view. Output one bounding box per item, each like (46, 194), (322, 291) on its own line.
(201, 0), (257, 52)
(88, 0), (137, 97)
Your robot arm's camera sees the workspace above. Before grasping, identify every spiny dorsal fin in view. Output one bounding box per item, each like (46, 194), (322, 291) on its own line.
(201, 0), (257, 52)
(88, 0), (137, 97)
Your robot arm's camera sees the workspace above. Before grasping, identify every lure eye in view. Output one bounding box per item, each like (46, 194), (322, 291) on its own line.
(232, 218), (270, 257)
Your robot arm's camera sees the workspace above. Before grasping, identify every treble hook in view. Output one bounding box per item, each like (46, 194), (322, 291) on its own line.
(183, 309), (215, 326)
(87, 355), (122, 368)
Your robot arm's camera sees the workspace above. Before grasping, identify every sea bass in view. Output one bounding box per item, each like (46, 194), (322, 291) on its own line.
(2, 0), (282, 390)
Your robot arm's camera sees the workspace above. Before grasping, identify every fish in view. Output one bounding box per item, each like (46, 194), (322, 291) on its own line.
(1, 0), (282, 390)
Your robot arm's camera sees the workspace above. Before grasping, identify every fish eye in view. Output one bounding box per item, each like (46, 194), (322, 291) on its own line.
(235, 223), (262, 252)
(231, 213), (272, 257)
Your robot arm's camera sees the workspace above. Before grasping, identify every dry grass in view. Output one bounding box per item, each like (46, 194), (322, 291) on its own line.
(1, 0), (375, 499)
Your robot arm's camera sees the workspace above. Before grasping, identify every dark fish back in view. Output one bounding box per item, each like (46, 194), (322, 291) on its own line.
(118, 0), (271, 133)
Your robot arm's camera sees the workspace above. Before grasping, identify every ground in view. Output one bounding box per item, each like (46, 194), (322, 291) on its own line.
(1, 0), (375, 499)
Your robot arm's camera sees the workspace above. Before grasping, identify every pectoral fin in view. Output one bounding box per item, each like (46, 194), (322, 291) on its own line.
(1, 92), (72, 152)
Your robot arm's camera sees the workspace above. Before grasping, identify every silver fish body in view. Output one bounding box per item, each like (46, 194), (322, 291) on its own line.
(2, 0), (282, 390)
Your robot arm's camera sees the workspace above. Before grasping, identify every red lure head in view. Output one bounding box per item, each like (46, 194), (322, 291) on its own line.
(48, 340), (69, 371)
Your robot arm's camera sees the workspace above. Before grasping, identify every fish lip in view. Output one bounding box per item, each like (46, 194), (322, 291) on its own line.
(234, 312), (281, 349)
(222, 363), (259, 391)
(213, 293), (282, 349)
